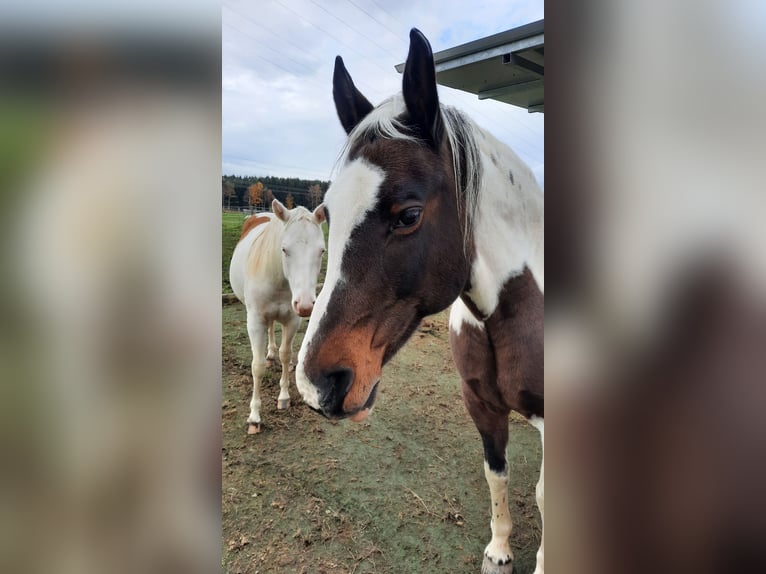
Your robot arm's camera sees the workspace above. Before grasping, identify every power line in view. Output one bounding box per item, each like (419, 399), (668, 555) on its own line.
(269, 0), (397, 82)
(367, 0), (407, 29)
(344, 0), (406, 42)
(305, 0), (403, 62)
(223, 2), (321, 62)
(223, 6), (320, 77)
(223, 22), (332, 96)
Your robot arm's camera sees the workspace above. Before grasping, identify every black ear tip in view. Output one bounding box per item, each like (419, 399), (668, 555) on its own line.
(333, 56), (348, 81)
(409, 28), (429, 45)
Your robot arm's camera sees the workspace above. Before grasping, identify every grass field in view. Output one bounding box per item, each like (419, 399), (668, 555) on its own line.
(221, 211), (542, 573)
(222, 211), (247, 293)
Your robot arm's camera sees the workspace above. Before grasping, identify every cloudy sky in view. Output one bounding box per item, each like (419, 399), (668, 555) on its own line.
(222, 0), (544, 186)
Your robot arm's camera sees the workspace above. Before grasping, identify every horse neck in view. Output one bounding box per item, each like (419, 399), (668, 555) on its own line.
(464, 132), (544, 317)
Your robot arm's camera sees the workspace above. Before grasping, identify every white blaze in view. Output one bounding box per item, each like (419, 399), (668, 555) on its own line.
(295, 159), (385, 407)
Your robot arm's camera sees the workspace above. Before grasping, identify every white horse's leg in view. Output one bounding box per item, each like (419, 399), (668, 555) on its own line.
(482, 461), (514, 573)
(276, 314), (300, 410)
(246, 309), (268, 434)
(530, 417), (545, 574)
(266, 321), (278, 366)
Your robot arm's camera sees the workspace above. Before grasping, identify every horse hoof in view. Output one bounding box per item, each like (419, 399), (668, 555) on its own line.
(277, 398), (290, 410)
(246, 422), (261, 435)
(481, 556), (513, 574)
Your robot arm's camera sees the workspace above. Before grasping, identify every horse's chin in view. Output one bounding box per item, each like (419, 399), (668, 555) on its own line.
(346, 380), (379, 422)
(349, 408), (371, 422)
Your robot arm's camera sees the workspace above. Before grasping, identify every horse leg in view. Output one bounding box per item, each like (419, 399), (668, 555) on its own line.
(530, 416), (544, 574)
(246, 310), (268, 434)
(276, 314), (300, 410)
(462, 382), (514, 574)
(265, 321), (278, 366)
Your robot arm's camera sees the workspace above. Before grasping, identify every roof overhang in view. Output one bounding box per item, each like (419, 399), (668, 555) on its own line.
(395, 20), (544, 113)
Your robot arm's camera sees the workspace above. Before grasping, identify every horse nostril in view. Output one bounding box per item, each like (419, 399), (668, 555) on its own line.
(318, 367), (354, 413)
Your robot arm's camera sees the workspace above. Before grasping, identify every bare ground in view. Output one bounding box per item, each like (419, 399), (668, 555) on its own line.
(222, 303), (542, 574)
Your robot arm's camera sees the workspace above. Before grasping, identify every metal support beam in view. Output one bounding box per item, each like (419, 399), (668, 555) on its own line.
(503, 52), (544, 77)
(478, 79), (543, 100)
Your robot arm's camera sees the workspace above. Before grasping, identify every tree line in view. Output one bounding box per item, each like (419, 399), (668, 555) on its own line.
(222, 175), (330, 212)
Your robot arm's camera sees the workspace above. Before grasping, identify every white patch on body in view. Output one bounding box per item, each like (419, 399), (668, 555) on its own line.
(296, 159), (385, 406)
(466, 126), (544, 317)
(448, 296), (485, 336)
(228, 213), (275, 303)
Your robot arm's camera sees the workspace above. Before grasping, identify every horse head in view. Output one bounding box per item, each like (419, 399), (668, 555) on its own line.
(296, 29), (476, 420)
(272, 198), (326, 317)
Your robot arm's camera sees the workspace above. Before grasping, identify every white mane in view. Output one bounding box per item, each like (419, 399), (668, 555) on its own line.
(334, 95), (483, 246)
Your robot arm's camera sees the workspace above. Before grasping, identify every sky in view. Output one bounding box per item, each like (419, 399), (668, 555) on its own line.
(222, 0), (544, 186)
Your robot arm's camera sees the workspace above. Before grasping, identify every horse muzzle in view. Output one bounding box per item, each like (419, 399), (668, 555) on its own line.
(299, 364), (380, 422)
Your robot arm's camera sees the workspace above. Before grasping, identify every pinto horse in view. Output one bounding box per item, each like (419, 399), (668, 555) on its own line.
(296, 29), (543, 573)
(230, 199), (326, 434)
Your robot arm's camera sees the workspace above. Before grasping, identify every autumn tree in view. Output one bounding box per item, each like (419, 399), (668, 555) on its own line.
(308, 183), (323, 209)
(222, 181), (235, 210)
(247, 181), (264, 213)
(285, 192), (295, 209)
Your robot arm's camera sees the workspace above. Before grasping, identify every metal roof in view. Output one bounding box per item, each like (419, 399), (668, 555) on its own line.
(395, 20), (544, 113)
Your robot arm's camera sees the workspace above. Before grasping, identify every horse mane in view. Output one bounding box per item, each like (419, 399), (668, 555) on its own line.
(335, 95), (483, 247)
(249, 215), (284, 283)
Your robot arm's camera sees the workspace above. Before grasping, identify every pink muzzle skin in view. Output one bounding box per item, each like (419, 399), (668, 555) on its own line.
(293, 299), (314, 317)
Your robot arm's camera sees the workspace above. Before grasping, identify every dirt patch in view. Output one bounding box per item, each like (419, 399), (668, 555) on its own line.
(223, 303), (542, 573)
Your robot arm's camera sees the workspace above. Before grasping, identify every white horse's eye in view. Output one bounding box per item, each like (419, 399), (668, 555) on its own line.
(282, 247), (289, 256)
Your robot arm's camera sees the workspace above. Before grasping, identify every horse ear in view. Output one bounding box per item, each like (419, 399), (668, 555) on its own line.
(402, 28), (443, 148)
(272, 199), (289, 221)
(312, 203), (327, 224)
(333, 56), (374, 134)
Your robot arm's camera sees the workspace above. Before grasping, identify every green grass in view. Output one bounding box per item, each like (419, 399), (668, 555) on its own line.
(222, 211), (246, 293)
(222, 211), (329, 294)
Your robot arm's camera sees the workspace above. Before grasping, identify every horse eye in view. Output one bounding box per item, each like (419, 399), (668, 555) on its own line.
(393, 207), (423, 230)
(282, 247), (289, 256)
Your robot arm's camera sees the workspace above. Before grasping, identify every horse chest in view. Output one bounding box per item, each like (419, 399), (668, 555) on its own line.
(246, 282), (293, 320)
(453, 268), (544, 416)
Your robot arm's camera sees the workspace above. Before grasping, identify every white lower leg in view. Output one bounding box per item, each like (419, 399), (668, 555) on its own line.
(266, 322), (278, 362)
(276, 345), (290, 409)
(276, 317), (299, 409)
(530, 416), (545, 574)
(248, 358), (265, 425)
(246, 313), (267, 430)
(483, 461), (513, 566)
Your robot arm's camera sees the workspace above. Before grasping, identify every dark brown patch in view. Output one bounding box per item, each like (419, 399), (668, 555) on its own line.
(450, 268), (543, 471)
(238, 215), (271, 242)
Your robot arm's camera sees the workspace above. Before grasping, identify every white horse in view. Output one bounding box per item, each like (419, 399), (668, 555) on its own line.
(229, 198), (326, 434)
